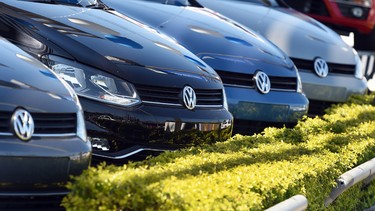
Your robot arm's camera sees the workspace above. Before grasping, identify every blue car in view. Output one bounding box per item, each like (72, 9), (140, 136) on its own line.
(98, 0), (309, 134)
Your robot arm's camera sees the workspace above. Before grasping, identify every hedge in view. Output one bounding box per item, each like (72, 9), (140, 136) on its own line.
(63, 94), (375, 210)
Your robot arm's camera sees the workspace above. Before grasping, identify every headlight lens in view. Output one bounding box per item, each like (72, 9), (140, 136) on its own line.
(330, 0), (372, 7)
(42, 55), (141, 107)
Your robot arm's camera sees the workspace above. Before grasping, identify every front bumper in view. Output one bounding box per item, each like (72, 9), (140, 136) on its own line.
(299, 71), (368, 102)
(225, 85), (309, 123)
(81, 98), (233, 160)
(0, 136), (91, 196)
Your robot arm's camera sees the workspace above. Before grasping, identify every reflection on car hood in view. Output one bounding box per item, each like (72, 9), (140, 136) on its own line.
(198, 0), (356, 64)
(0, 37), (72, 99)
(102, 0), (295, 74)
(0, 0), (219, 81)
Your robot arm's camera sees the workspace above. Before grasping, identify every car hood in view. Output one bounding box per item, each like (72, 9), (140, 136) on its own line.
(0, 37), (78, 112)
(102, 0), (296, 74)
(0, 0), (220, 84)
(198, 0), (356, 64)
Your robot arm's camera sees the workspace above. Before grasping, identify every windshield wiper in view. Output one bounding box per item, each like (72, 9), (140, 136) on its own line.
(85, 0), (112, 10)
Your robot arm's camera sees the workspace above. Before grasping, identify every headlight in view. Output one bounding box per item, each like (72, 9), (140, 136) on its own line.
(330, 0), (372, 7)
(42, 55), (141, 107)
(353, 49), (364, 79)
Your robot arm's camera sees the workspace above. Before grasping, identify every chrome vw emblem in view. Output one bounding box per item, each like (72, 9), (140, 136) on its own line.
(182, 86), (196, 110)
(314, 58), (329, 77)
(12, 109), (34, 141)
(255, 71), (271, 94)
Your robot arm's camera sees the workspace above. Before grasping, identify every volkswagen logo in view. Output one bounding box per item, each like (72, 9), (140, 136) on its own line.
(11, 108), (34, 141)
(255, 71), (271, 94)
(182, 86), (196, 110)
(314, 58), (329, 77)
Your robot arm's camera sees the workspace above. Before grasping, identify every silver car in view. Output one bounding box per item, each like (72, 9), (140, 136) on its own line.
(198, 0), (368, 115)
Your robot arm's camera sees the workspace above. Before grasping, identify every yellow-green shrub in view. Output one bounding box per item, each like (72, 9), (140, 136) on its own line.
(63, 94), (375, 210)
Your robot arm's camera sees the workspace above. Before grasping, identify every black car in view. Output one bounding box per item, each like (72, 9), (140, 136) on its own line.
(0, 37), (91, 208)
(0, 0), (233, 161)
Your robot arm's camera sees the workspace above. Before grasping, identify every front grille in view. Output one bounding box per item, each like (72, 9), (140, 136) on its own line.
(216, 70), (297, 91)
(291, 58), (312, 70)
(135, 84), (223, 108)
(292, 58), (356, 75)
(33, 113), (76, 135)
(216, 70), (254, 88)
(233, 119), (296, 135)
(337, 3), (370, 20)
(0, 111), (76, 136)
(0, 111), (11, 133)
(135, 85), (180, 105)
(269, 76), (298, 91)
(196, 89), (223, 107)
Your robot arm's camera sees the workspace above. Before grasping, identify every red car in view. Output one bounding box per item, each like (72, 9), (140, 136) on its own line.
(284, 0), (375, 51)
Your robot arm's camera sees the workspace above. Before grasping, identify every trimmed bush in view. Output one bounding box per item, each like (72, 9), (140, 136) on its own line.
(63, 94), (375, 210)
